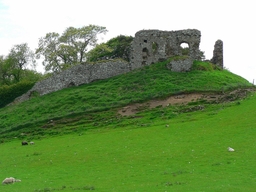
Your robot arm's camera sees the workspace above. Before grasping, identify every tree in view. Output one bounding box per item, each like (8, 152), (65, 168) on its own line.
(86, 43), (113, 62)
(8, 43), (36, 82)
(36, 25), (107, 72)
(60, 25), (108, 63)
(36, 32), (62, 72)
(0, 55), (22, 85)
(105, 35), (133, 61)
(0, 55), (12, 85)
(87, 35), (134, 62)
(0, 44), (40, 85)
(21, 69), (43, 82)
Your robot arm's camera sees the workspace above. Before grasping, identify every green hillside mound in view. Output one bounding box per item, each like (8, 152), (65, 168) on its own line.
(1, 75), (256, 191)
(0, 59), (254, 141)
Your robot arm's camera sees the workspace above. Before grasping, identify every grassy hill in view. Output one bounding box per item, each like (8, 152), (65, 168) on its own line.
(0, 59), (252, 141)
(0, 59), (256, 191)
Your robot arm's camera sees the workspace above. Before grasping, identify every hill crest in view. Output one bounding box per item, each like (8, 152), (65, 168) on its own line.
(15, 29), (223, 104)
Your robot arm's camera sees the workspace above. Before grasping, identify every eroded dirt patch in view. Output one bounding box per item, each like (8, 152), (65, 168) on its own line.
(118, 88), (254, 116)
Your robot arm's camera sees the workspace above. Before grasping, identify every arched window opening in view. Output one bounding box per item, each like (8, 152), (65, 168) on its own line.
(180, 42), (190, 56)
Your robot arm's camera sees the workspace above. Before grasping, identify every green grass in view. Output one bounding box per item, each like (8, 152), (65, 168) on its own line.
(0, 59), (255, 191)
(0, 60), (252, 141)
(1, 93), (256, 191)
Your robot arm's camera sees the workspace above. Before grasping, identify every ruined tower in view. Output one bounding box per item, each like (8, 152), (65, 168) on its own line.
(211, 40), (223, 69)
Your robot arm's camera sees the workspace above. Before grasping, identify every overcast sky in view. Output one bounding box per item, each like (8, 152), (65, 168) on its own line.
(0, 0), (255, 82)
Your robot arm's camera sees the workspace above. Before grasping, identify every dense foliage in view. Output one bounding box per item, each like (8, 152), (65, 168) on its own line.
(0, 80), (35, 108)
(0, 44), (38, 85)
(87, 35), (133, 62)
(36, 25), (107, 72)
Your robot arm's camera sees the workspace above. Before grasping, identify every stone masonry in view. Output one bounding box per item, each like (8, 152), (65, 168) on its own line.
(130, 29), (202, 71)
(15, 60), (130, 103)
(166, 58), (194, 72)
(15, 29), (223, 103)
(211, 40), (223, 69)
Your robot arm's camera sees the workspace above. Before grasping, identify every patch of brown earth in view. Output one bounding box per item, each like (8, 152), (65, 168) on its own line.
(118, 88), (255, 116)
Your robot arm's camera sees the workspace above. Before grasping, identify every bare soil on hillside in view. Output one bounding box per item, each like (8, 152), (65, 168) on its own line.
(118, 88), (255, 116)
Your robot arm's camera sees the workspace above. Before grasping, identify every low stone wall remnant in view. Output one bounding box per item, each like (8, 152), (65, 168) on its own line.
(15, 60), (130, 103)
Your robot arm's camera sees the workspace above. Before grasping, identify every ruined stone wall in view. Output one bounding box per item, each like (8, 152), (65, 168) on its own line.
(15, 29), (224, 104)
(130, 29), (201, 71)
(211, 40), (223, 69)
(166, 58), (194, 72)
(15, 60), (130, 103)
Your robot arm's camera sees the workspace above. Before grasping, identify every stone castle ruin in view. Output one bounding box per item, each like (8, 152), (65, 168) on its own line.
(15, 29), (223, 103)
(130, 29), (223, 71)
(130, 29), (202, 71)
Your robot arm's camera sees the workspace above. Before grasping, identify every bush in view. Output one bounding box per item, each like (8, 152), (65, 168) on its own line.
(192, 61), (221, 71)
(0, 80), (35, 108)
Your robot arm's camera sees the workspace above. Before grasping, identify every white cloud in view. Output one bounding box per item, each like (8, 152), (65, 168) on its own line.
(0, 0), (255, 82)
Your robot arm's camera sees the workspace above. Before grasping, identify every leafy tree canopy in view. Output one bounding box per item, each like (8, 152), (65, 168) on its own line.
(87, 35), (134, 62)
(0, 43), (38, 85)
(36, 25), (107, 73)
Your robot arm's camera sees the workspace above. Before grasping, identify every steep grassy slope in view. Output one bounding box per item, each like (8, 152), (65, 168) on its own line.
(1, 91), (256, 191)
(0, 60), (252, 141)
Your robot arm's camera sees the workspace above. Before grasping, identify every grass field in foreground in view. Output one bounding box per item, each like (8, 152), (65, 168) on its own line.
(1, 93), (256, 191)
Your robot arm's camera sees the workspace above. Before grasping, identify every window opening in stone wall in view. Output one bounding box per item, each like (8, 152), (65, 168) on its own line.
(142, 48), (149, 60)
(152, 42), (158, 54)
(144, 40), (147, 43)
(180, 42), (190, 56)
